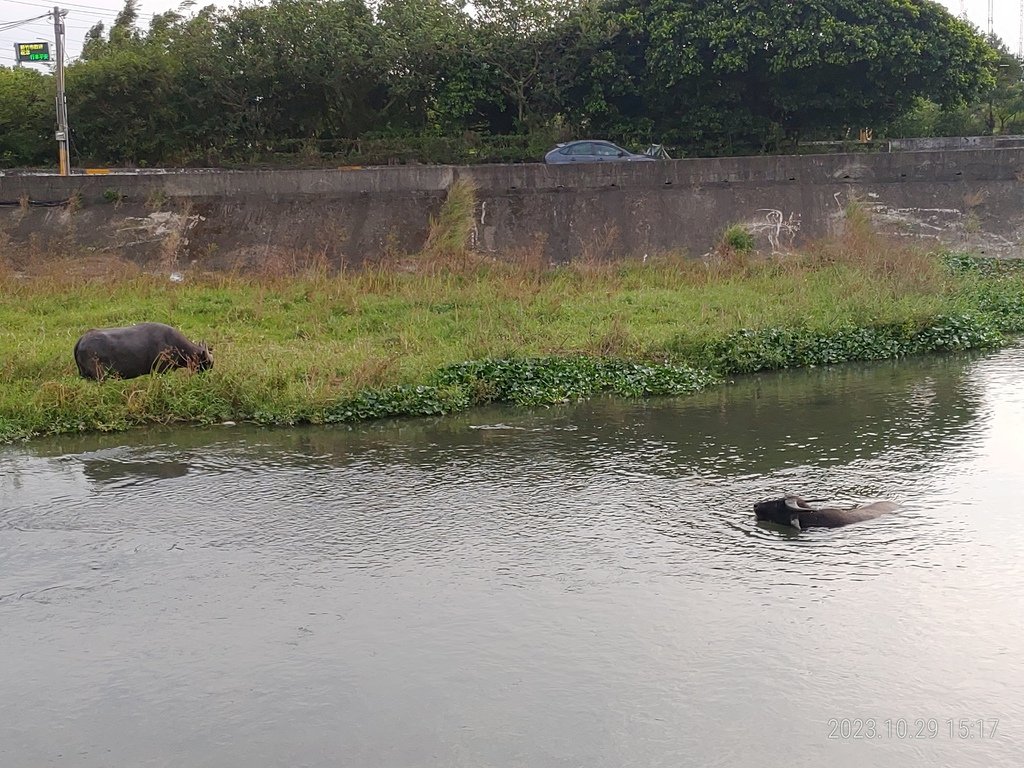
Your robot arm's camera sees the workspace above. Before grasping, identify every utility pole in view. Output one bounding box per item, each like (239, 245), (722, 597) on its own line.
(988, 0), (994, 37)
(52, 6), (70, 176)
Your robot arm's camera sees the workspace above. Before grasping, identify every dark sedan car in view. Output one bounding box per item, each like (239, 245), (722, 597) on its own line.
(544, 140), (657, 164)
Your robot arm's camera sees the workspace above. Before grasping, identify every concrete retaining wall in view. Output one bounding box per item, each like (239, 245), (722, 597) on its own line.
(2, 148), (1023, 271)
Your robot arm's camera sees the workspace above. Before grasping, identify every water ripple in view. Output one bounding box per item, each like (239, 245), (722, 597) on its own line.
(2, 345), (1024, 767)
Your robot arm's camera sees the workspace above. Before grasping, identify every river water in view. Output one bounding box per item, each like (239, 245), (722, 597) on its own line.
(2, 346), (1023, 767)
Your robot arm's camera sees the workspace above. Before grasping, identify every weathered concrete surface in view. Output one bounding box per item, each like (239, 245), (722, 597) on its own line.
(887, 135), (1024, 151)
(1, 149), (1022, 270)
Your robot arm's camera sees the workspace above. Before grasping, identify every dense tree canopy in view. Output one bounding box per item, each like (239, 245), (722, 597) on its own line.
(564, 0), (999, 150)
(0, 67), (53, 165)
(0, 0), (1010, 166)
(887, 34), (1024, 138)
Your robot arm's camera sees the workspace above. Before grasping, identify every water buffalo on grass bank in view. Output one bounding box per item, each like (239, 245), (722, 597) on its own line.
(74, 323), (213, 381)
(754, 495), (898, 530)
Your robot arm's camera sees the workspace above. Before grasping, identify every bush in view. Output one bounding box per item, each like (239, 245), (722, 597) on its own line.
(720, 224), (756, 254)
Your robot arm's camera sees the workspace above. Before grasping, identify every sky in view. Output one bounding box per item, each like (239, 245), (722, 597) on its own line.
(1, 0), (1021, 68)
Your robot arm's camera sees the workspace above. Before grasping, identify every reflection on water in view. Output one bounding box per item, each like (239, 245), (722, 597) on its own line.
(82, 454), (191, 486)
(2, 347), (1023, 767)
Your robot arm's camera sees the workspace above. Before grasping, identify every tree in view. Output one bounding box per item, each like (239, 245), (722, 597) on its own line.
(374, 0), (476, 131)
(160, 6), (239, 160)
(110, 0), (141, 46)
(66, 48), (179, 164)
(580, 0), (996, 152)
(211, 0), (387, 144)
(982, 37), (1024, 134)
(0, 0), (1002, 165)
(81, 22), (107, 61)
(0, 67), (53, 166)
(473, 0), (577, 128)
(883, 35), (1024, 138)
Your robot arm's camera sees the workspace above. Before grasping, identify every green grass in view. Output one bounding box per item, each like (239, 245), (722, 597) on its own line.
(2, 233), (1023, 442)
(719, 224), (756, 255)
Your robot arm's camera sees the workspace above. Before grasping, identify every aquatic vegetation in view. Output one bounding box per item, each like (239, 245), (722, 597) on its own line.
(676, 314), (1008, 374)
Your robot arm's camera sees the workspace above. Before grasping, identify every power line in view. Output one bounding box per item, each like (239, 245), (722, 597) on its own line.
(9, 14), (112, 27)
(19, 11), (120, 26)
(10, 22), (104, 36)
(56, 0), (156, 12)
(17, 17), (109, 27)
(3, 0), (157, 20)
(4, 0), (154, 15)
(0, 12), (52, 31)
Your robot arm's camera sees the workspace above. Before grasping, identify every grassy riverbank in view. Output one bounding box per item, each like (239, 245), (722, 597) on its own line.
(2, 224), (1023, 442)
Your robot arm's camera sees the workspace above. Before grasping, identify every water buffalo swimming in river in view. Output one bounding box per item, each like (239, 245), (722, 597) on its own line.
(74, 322), (213, 381)
(753, 495), (898, 530)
